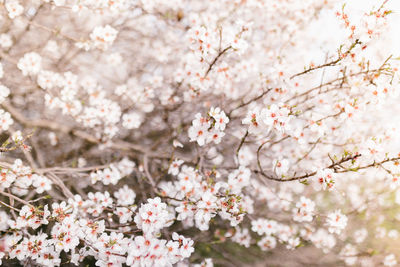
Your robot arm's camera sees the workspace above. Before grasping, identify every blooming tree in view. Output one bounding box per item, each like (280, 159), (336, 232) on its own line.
(0, 0), (399, 266)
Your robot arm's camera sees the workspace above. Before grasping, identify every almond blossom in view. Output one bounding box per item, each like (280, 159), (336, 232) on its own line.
(0, 0), (399, 266)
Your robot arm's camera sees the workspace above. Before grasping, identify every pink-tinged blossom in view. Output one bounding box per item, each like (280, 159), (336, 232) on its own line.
(114, 185), (136, 206)
(231, 228), (251, 248)
(251, 219), (278, 236)
(326, 210), (348, 234)
(32, 175), (52, 194)
(274, 159), (290, 177)
(257, 236), (277, 251)
(122, 112), (143, 129)
(0, 85), (10, 103)
(0, 109), (13, 131)
(168, 159), (184, 176)
(313, 168), (336, 191)
(293, 196), (315, 222)
(134, 197), (170, 234)
(188, 107), (229, 146)
(90, 25), (118, 51)
(5, 1), (24, 19)
(17, 52), (42, 76)
(0, 0), (400, 266)
(383, 254), (397, 267)
(0, 34), (12, 49)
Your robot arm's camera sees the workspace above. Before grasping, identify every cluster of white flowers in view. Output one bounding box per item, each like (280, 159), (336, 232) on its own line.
(293, 196), (315, 222)
(326, 210), (348, 235)
(336, 3), (389, 43)
(122, 111), (143, 129)
(177, 18), (250, 93)
(227, 166), (251, 194)
(309, 229), (336, 253)
(89, 25), (118, 51)
(0, 34), (13, 49)
(0, 85), (12, 131)
(162, 162), (252, 230)
(313, 168), (336, 191)
(114, 80), (156, 113)
(0, 159), (52, 196)
(274, 158), (290, 177)
(38, 69), (126, 138)
(126, 233), (194, 266)
(251, 219), (278, 236)
(1, 193), (194, 266)
(251, 219), (300, 251)
(0, 85), (10, 103)
(339, 244), (359, 265)
(1, 0), (400, 265)
(242, 104), (293, 135)
(114, 185), (136, 206)
(90, 158), (135, 185)
(84, 191), (113, 216)
(188, 107), (229, 146)
(78, 98), (121, 138)
(188, 26), (218, 60)
(168, 158), (184, 176)
(134, 197), (173, 234)
(229, 227), (251, 248)
(5, 0), (24, 19)
(383, 254), (397, 267)
(17, 52), (42, 76)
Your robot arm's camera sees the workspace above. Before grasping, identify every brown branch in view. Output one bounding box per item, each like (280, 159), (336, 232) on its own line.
(235, 130), (248, 163)
(1, 101), (170, 159)
(143, 155), (156, 197)
(295, 138), (321, 164)
(337, 156), (400, 173)
(204, 46), (232, 77)
(0, 190), (34, 208)
(24, 18), (80, 42)
(44, 172), (74, 199)
(0, 200), (21, 212)
(255, 153), (361, 182)
(290, 39), (361, 79)
(38, 164), (110, 173)
(227, 88), (272, 117)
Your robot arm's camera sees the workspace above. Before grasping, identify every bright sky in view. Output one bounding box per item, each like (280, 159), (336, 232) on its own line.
(297, 0), (400, 71)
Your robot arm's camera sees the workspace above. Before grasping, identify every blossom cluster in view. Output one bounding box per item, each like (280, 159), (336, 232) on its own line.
(0, 159), (52, 196)
(242, 104), (294, 135)
(1, 194), (194, 267)
(0, 0), (400, 266)
(163, 162), (253, 231)
(188, 107), (229, 146)
(90, 158), (135, 185)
